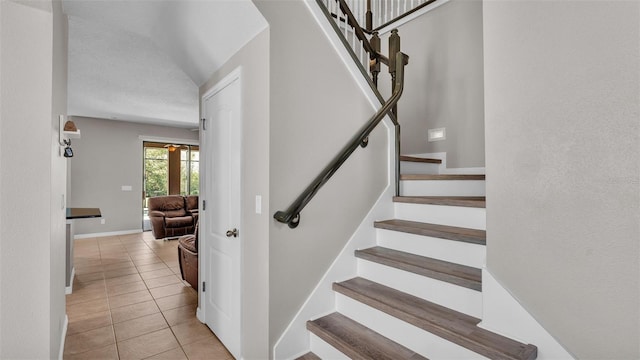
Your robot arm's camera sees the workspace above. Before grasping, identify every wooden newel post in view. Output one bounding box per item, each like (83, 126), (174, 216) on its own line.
(389, 29), (400, 117)
(370, 32), (381, 87)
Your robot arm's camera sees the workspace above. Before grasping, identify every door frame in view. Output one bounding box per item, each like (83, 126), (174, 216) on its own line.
(196, 67), (244, 346)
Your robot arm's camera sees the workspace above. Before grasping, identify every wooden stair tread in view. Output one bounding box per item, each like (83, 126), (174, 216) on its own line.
(334, 278), (538, 360)
(295, 352), (321, 360)
(355, 247), (481, 291)
(400, 155), (442, 164)
(307, 312), (428, 360)
(394, 196), (486, 208)
(400, 174), (485, 180)
(374, 219), (486, 245)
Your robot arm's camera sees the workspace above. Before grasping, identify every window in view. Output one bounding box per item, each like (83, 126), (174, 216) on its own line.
(144, 146), (169, 198)
(181, 147), (199, 195)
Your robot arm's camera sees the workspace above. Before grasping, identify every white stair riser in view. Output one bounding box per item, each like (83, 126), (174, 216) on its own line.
(309, 333), (350, 360)
(335, 294), (489, 360)
(394, 203), (486, 230)
(400, 180), (485, 196)
(357, 260), (483, 318)
(401, 161), (440, 175)
(376, 228), (486, 268)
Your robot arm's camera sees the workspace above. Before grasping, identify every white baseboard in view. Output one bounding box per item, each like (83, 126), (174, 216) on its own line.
(272, 185), (395, 360)
(58, 314), (68, 360)
(479, 268), (575, 360)
(65, 267), (75, 294)
(73, 229), (142, 239)
(196, 306), (204, 323)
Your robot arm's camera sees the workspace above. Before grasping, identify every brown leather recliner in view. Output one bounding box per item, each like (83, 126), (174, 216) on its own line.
(178, 222), (198, 290)
(148, 195), (198, 239)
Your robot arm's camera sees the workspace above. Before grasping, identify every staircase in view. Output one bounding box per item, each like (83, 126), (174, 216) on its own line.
(297, 156), (538, 359)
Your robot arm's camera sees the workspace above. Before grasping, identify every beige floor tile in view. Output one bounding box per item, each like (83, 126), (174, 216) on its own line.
(73, 255), (102, 263)
(105, 273), (143, 287)
(161, 304), (197, 327)
(100, 256), (133, 266)
(102, 260), (135, 271)
(72, 278), (106, 292)
(117, 328), (180, 360)
(158, 255), (178, 263)
(181, 336), (233, 360)
(65, 343), (118, 360)
(143, 347), (188, 360)
(108, 289), (153, 309)
(99, 247), (127, 255)
(149, 282), (191, 299)
(63, 325), (115, 356)
(132, 256), (163, 266)
(124, 244), (152, 252)
(135, 262), (168, 273)
(127, 251), (155, 259)
(170, 318), (214, 346)
(100, 253), (131, 262)
(67, 311), (112, 336)
(119, 234), (143, 241)
(110, 300), (160, 324)
(164, 260), (180, 269)
(67, 286), (107, 306)
(74, 258), (102, 267)
(155, 291), (197, 311)
(140, 268), (174, 280)
(104, 266), (139, 279)
(145, 274), (182, 289)
(67, 298), (110, 320)
(113, 312), (168, 342)
(155, 250), (177, 258)
(74, 264), (103, 275)
(75, 271), (105, 283)
(107, 280), (148, 296)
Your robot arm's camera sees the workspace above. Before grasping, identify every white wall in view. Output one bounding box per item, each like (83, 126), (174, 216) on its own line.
(199, 28), (270, 360)
(483, 1), (639, 358)
(68, 117), (198, 235)
(0, 1), (54, 357)
(379, 0), (485, 168)
(253, 0), (389, 352)
(51, 0), (68, 357)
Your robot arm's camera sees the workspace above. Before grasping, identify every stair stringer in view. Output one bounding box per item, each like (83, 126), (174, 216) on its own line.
(273, 185), (395, 360)
(479, 268), (575, 360)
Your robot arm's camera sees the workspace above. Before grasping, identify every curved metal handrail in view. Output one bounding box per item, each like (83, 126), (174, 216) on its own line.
(273, 52), (408, 228)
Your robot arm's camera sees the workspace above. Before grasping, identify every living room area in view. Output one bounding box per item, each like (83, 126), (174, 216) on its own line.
(63, 116), (221, 358)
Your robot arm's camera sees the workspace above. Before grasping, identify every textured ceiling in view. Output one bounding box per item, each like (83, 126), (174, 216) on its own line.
(63, 0), (268, 128)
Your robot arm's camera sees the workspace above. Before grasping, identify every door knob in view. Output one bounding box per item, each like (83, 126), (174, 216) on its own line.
(226, 228), (238, 238)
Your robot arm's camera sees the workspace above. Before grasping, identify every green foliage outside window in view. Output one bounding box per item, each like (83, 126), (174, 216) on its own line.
(144, 148), (168, 198)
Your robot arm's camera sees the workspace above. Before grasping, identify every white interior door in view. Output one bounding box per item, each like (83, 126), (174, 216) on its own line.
(201, 70), (242, 359)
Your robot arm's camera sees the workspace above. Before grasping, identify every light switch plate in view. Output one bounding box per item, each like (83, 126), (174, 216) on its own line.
(428, 127), (446, 142)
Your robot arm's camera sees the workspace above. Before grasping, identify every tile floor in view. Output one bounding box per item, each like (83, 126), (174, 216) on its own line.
(64, 232), (234, 360)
